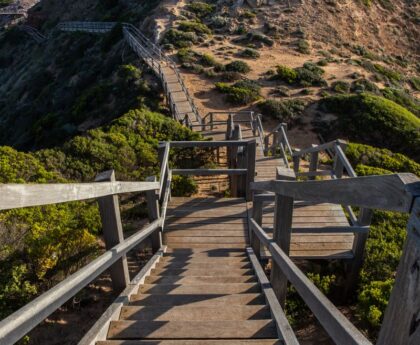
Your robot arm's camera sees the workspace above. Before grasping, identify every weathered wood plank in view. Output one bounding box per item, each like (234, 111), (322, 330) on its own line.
(0, 180), (160, 211)
(172, 169), (247, 176)
(251, 173), (418, 212)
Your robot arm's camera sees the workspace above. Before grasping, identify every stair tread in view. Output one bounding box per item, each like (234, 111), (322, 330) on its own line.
(145, 276), (256, 284)
(137, 283), (260, 294)
(120, 305), (271, 321)
(151, 268), (254, 276)
(155, 262), (252, 269)
(130, 293), (265, 306)
(98, 339), (281, 344)
(107, 320), (277, 339)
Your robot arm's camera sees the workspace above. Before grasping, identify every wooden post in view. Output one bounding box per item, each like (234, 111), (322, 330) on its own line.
(309, 144), (319, 180)
(145, 176), (162, 252)
(251, 198), (263, 258)
(95, 170), (130, 292)
(245, 140), (256, 201)
(270, 170), (294, 307)
(158, 144), (168, 203)
(271, 131), (279, 156)
(264, 136), (269, 156)
(377, 197), (420, 345)
(345, 208), (373, 294)
(210, 112), (214, 130)
(230, 125), (242, 197)
(293, 153), (300, 175)
(333, 141), (347, 178)
(226, 114), (233, 140)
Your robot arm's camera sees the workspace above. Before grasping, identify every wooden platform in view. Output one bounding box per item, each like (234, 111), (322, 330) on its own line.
(261, 201), (354, 259)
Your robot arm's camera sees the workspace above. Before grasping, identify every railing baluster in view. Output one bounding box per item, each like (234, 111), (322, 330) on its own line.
(309, 144), (319, 180)
(95, 170), (130, 291)
(146, 176), (162, 253)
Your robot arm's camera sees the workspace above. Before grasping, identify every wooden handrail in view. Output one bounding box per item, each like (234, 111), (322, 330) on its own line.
(292, 139), (347, 157)
(167, 140), (250, 148)
(0, 219), (161, 345)
(251, 173), (419, 213)
(158, 143), (170, 198)
(0, 181), (160, 211)
(249, 218), (373, 345)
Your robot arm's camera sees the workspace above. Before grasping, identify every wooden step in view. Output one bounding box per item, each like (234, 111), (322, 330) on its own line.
(165, 236), (248, 244)
(155, 262), (252, 269)
(107, 320), (277, 339)
(164, 229), (248, 237)
(159, 256), (249, 263)
(145, 275), (257, 284)
(130, 293), (265, 306)
(169, 243), (247, 249)
(165, 248), (246, 256)
(120, 305), (271, 321)
(98, 339), (281, 344)
(151, 268), (253, 276)
(137, 283), (260, 294)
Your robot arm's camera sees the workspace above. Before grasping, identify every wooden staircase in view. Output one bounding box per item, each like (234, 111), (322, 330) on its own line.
(97, 197), (281, 344)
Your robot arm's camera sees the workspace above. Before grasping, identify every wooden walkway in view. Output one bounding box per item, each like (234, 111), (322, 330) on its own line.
(98, 198), (281, 343)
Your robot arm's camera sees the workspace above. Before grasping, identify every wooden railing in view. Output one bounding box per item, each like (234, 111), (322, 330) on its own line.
(263, 123), (292, 167)
(0, 173), (165, 345)
(57, 22), (202, 125)
(162, 140), (256, 201)
(249, 173), (420, 345)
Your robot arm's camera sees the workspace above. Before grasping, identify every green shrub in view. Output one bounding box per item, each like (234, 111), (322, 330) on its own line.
(177, 48), (197, 64)
(215, 80), (261, 105)
(220, 71), (242, 82)
(239, 48), (260, 59)
(178, 20), (211, 36)
(172, 176), (198, 196)
(225, 60), (251, 74)
(200, 53), (219, 67)
(381, 87), (420, 116)
(351, 78), (380, 94)
(295, 62), (326, 87)
(373, 64), (403, 83)
(346, 142), (420, 176)
(235, 32), (273, 47)
(163, 29), (198, 48)
(297, 39), (310, 54)
(331, 81), (350, 94)
(409, 76), (420, 91)
(273, 65), (298, 84)
(258, 99), (306, 123)
(319, 94), (420, 160)
(186, 2), (215, 18)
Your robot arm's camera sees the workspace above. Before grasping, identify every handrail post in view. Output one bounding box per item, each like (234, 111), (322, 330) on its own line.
(309, 144), (319, 180)
(230, 125), (242, 197)
(245, 140), (256, 201)
(264, 135), (269, 156)
(251, 198), (263, 258)
(333, 141), (347, 178)
(377, 197), (420, 345)
(270, 169), (294, 307)
(95, 170), (130, 291)
(146, 176), (162, 253)
(271, 131), (279, 156)
(210, 112), (214, 130)
(293, 151), (300, 174)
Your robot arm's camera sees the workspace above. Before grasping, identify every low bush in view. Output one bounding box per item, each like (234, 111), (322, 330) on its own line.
(258, 99), (306, 123)
(272, 63), (326, 87)
(239, 48), (260, 59)
(319, 93), (420, 160)
(186, 2), (215, 18)
(219, 71), (242, 82)
(350, 78), (381, 94)
(373, 63), (403, 83)
(381, 87), (420, 116)
(215, 80), (261, 105)
(163, 29), (198, 48)
(178, 20), (211, 36)
(225, 60), (251, 74)
(297, 39), (310, 54)
(331, 80), (350, 94)
(409, 76), (420, 91)
(234, 32), (274, 47)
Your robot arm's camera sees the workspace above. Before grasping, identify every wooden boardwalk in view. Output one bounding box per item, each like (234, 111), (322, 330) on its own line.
(98, 198), (282, 343)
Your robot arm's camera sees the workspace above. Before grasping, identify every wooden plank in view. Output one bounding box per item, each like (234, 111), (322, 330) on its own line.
(145, 276), (257, 284)
(167, 141), (248, 148)
(172, 169), (247, 176)
(137, 283), (259, 294)
(377, 197), (420, 345)
(271, 194), (294, 307)
(107, 320), (277, 339)
(97, 341), (281, 345)
(165, 217), (247, 224)
(0, 180), (159, 211)
(166, 237), (248, 244)
(247, 248), (299, 345)
(251, 174), (418, 213)
(166, 209), (248, 218)
(95, 171), (130, 291)
(165, 224), (247, 231)
(164, 230), (247, 237)
(119, 305), (271, 321)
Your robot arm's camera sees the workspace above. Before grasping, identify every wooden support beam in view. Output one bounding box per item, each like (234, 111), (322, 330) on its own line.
(95, 171), (130, 292)
(251, 199), (263, 258)
(270, 193), (294, 307)
(246, 140), (257, 201)
(145, 176), (162, 253)
(309, 144), (319, 180)
(377, 197), (420, 345)
(292, 150), (300, 175)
